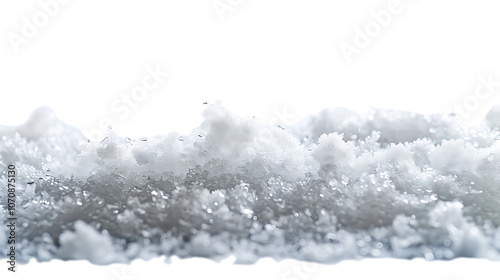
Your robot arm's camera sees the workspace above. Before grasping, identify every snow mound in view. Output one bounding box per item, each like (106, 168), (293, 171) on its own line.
(1, 104), (500, 264)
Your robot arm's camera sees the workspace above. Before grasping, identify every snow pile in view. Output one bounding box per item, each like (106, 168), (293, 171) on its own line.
(1, 103), (500, 264)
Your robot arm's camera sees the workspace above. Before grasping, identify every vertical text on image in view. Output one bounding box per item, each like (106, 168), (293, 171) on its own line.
(5, 164), (17, 272)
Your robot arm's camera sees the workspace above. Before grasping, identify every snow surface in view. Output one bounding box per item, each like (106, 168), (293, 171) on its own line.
(1, 103), (500, 265)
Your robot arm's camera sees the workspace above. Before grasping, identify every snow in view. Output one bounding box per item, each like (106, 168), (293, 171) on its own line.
(1, 103), (500, 265)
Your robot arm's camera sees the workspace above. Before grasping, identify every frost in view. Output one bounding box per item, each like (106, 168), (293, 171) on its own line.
(1, 103), (500, 264)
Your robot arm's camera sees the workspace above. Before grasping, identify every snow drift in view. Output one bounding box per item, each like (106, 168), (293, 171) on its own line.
(1, 103), (500, 264)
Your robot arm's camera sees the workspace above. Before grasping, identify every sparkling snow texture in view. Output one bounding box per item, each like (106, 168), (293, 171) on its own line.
(1, 104), (500, 264)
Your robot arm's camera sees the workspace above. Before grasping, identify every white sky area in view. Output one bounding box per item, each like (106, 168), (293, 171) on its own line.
(1, 0), (500, 278)
(1, 1), (500, 139)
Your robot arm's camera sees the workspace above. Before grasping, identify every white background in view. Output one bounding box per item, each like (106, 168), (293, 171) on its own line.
(2, 0), (500, 138)
(1, 0), (500, 279)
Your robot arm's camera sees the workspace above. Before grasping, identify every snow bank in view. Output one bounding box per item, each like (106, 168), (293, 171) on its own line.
(1, 103), (500, 264)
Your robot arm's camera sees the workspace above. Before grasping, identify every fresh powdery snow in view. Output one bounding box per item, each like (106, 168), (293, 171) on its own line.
(1, 103), (500, 265)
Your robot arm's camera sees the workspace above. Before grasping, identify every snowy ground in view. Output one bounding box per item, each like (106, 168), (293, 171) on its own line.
(1, 104), (500, 269)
